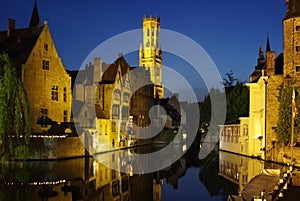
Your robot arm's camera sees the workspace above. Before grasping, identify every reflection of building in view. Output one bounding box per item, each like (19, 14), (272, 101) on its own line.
(219, 151), (263, 193)
(220, 1), (300, 161)
(0, 2), (72, 133)
(139, 15), (164, 98)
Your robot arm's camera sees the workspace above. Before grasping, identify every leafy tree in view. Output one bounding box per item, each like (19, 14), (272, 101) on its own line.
(276, 84), (300, 145)
(223, 70), (241, 87)
(199, 94), (211, 134)
(226, 83), (249, 123)
(0, 53), (31, 160)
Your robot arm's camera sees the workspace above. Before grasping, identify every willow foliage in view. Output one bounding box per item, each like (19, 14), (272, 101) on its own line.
(0, 53), (31, 160)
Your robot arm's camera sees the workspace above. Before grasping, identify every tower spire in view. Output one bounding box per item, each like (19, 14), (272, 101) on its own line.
(284, 0), (300, 19)
(266, 34), (271, 52)
(256, 45), (265, 70)
(29, 0), (41, 28)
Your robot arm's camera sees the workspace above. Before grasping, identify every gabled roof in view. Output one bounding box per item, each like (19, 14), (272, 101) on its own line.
(95, 105), (109, 119)
(250, 53), (284, 83)
(100, 56), (130, 84)
(0, 26), (44, 72)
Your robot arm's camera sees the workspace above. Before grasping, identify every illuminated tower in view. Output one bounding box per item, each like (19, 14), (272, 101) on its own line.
(283, 0), (300, 76)
(139, 15), (164, 98)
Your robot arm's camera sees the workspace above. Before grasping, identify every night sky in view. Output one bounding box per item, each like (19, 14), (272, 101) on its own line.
(0, 0), (286, 101)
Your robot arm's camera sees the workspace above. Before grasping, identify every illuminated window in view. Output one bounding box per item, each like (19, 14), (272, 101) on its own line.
(63, 110), (67, 122)
(51, 85), (58, 101)
(63, 87), (67, 102)
(42, 60), (49, 70)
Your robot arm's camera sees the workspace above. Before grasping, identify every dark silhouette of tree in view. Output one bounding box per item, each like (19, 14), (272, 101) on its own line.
(226, 83), (249, 123)
(223, 70), (240, 88)
(0, 53), (31, 160)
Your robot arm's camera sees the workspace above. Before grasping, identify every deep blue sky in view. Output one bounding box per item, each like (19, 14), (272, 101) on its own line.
(0, 0), (287, 100)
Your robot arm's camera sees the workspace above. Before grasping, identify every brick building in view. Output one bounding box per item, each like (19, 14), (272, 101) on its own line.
(220, 0), (300, 161)
(0, 2), (72, 133)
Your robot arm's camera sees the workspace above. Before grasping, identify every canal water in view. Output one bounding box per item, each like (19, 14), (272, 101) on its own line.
(0, 138), (285, 201)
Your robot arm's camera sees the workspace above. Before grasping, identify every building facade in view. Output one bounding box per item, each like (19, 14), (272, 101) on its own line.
(0, 2), (72, 133)
(139, 15), (164, 98)
(220, 0), (300, 162)
(75, 56), (132, 151)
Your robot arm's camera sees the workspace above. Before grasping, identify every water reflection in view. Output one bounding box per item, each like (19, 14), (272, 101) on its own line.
(1, 139), (286, 201)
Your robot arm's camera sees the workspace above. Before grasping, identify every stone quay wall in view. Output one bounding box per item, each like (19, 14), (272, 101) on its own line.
(27, 136), (87, 160)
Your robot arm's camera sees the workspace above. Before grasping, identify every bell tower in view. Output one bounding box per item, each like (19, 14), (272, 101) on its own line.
(139, 15), (163, 98)
(283, 0), (300, 76)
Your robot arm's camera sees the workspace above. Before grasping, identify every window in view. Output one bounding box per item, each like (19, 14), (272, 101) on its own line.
(243, 124), (248, 136)
(40, 108), (48, 117)
(122, 106), (129, 120)
(42, 60), (49, 70)
(122, 179), (129, 192)
(40, 108), (48, 128)
(112, 105), (119, 119)
(112, 121), (117, 132)
(296, 46), (300, 52)
(44, 43), (48, 52)
(147, 28), (150, 36)
(51, 85), (58, 101)
(296, 26), (300, 31)
(112, 181), (119, 197)
(124, 93), (130, 102)
(114, 90), (121, 100)
(63, 87), (67, 102)
(297, 66), (300, 72)
(63, 110), (67, 122)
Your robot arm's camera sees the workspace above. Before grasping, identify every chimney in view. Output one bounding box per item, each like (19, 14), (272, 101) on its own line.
(7, 18), (15, 37)
(94, 57), (103, 83)
(266, 51), (275, 76)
